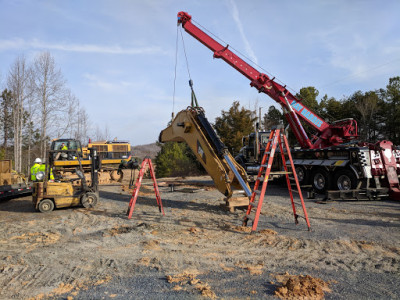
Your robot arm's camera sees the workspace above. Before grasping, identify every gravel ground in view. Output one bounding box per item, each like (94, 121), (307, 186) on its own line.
(0, 176), (399, 299)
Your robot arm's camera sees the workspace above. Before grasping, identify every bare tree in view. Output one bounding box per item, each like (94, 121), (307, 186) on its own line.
(94, 124), (104, 141)
(0, 89), (14, 158)
(31, 52), (67, 159)
(76, 107), (90, 144)
(7, 55), (32, 172)
(53, 89), (79, 139)
(354, 92), (378, 141)
(24, 74), (39, 168)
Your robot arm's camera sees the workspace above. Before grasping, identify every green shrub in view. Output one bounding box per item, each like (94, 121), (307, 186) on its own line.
(155, 142), (204, 178)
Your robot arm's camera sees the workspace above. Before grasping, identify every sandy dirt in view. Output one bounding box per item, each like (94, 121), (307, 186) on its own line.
(0, 175), (399, 299)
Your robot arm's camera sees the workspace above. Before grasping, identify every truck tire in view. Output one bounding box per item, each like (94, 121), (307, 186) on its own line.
(81, 192), (98, 208)
(311, 168), (331, 193)
(295, 166), (309, 185)
(235, 155), (246, 169)
(333, 169), (357, 190)
(38, 199), (55, 213)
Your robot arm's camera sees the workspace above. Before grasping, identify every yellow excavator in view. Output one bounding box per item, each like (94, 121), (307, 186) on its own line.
(159, 106), (252, 210)
(50, 139), (131, 184)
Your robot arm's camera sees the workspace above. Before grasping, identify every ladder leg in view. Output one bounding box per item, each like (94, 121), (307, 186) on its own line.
(127, 188), (140, 219)
(243, 130), (275, 225)
(250, 129), (279, 232)
(278, 134), (298, 224)
(127, 160), (147, 219)
(148, 159), (165, 215)
(283, 134), (311, 230)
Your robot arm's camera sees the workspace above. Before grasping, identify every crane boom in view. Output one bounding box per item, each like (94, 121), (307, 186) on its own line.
(177, 11), (358, 149)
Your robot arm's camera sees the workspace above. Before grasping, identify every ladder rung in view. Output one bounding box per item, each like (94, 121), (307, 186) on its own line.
(245, 214), (255, 221)
(256, 176), (264, 181)
(253, 190), (262, 195)
(269, 171), (292, 175)
(249, 201), (258, 207)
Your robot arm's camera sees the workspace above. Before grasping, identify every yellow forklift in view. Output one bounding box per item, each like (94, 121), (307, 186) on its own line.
(32, 148), (100, 213)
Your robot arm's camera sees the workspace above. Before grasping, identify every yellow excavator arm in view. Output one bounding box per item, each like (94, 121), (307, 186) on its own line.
(159, 107), (251, 198)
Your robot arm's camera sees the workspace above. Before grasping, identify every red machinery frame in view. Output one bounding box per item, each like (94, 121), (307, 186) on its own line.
(177, 11), (358, 149)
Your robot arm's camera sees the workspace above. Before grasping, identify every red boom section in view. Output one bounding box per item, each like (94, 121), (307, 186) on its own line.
(177, 11), (358, 149)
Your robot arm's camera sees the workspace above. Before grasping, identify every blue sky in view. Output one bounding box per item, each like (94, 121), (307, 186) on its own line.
(1, 0), (399, 146)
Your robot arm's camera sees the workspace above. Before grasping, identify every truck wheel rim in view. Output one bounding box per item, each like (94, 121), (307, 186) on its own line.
(314, 173), (325, 189)
(337, 175), (351, 190)
(296, 168), (304, 182)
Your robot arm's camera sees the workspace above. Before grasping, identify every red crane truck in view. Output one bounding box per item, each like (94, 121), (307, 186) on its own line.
(177, 11), (400, 201)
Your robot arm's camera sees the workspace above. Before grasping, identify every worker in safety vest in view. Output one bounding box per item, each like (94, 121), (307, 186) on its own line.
(30, 158), (42, 181)
(55, 143), (68, 160)
(30, 158), (54, 181)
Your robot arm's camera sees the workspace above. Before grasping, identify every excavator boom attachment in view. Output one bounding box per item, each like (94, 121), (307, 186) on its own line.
(159, 107), (251, 199)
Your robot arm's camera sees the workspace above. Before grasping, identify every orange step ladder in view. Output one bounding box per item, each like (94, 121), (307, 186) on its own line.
(243, 126), (311, 232)
(127, 157), (165, 219)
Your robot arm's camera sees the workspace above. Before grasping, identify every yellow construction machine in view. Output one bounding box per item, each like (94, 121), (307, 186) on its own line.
(0, 160), (32, 200)
(50, 139), (131, 184)
(32, 148), (100, 212)
(159, 107), (252, 210)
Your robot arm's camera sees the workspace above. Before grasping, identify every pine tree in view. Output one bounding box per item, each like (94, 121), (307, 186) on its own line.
(214, 101), (257, 154)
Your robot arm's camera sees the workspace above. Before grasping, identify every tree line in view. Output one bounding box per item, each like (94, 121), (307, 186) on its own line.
(0, 52), (91, 174)
(263, 76), (400, 147)
(155, 76), (400, 177)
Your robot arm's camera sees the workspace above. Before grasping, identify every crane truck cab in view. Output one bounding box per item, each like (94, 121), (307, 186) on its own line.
(236, 131), (272, 174)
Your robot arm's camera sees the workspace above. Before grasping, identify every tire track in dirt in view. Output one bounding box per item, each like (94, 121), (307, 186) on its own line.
(133, 221), (400, 277)
(1, 183), (399, 299)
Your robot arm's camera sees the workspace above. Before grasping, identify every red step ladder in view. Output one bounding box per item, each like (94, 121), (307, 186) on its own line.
(127, 157), (165, 219)
(243, 126), (311, 232)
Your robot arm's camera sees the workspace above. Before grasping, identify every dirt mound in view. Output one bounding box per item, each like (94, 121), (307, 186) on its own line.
(236, 262), (264, 275)
(273, 272), (332, 299)
(105, 225), (136, 236)
(166, 272), (216, 299)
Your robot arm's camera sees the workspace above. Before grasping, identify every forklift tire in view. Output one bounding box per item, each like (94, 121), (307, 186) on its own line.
(38, 199), (55, 213)
(81, 192), (98, 208)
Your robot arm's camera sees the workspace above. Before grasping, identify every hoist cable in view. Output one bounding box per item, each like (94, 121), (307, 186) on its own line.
(179, 26), (192, 81)
(179, 26), (201, 107)
(172, 25), (179, 118)
(192, 19), (299, 96)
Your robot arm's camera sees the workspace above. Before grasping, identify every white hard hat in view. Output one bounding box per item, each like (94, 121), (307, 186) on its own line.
(34, 158), (42, 164)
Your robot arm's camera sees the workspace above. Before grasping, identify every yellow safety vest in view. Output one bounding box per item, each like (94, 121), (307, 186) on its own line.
(39, 164), (55, 180)
(30, 163), (41, 181)
(61, 145), (68, 150)
(30, 164), (55, 181)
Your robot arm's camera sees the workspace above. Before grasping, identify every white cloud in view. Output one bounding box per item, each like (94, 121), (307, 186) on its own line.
(227, 0), (258, 64)
(308, 25), (399, 83)
(83, 73), (121, 91)
(0, 38), (167, 55)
